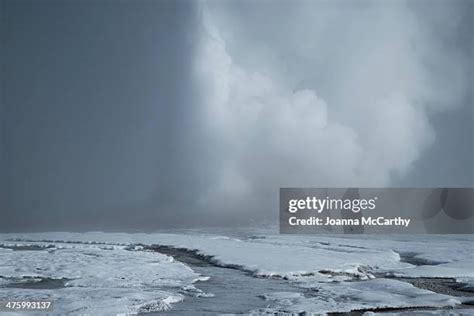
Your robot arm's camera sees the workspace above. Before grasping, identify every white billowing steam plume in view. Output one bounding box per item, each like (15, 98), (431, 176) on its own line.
(192, 0), (469, 218)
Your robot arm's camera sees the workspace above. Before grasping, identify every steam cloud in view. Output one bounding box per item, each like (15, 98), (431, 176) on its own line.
(191, 0), (471, 220)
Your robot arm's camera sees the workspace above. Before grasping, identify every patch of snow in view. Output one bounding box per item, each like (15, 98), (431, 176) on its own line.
(255, 279), (460, 314)
(387, 260), (474, 279)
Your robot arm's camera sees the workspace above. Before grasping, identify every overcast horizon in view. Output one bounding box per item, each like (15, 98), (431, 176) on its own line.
(1, 0), (473, 232)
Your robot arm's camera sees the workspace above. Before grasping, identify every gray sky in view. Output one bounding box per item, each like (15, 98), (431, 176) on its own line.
(1, 0), (472, 232)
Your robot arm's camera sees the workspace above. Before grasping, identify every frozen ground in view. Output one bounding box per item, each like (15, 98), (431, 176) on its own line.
(0, 230), (473, 314)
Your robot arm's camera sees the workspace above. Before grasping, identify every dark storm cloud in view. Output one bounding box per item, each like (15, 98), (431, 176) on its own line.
(1, 0), (200, 231)
(0, 0), (472, 231)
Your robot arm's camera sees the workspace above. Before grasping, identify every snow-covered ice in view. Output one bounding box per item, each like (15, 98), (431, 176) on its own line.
(0, 231), (472, 314)
(0, 241), (199, 314)
(253, 279), (460, 314)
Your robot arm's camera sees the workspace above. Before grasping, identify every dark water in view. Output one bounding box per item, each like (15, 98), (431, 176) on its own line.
(151, 246), (474, 315)
(148, 246), (301, 315)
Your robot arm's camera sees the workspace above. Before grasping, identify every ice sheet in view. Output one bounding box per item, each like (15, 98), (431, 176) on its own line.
(0, 242), (199, 314)
(1, 232), (472, 314)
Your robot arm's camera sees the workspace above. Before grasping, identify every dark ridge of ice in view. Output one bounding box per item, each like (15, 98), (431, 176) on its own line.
(0, 244), (55, 251)
(0, 276), (69, 289)
(6, 238), (126, 246)
(311, 246), (369, 254)
(460, 283), (474, 293)
(318, 267), (372, 281)
(329, 304), (472, 316)
(246, 235), (266, 240)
